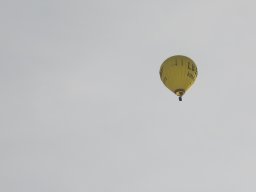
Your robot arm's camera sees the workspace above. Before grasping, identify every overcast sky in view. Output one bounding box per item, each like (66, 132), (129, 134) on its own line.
(1, 0), (256, 191)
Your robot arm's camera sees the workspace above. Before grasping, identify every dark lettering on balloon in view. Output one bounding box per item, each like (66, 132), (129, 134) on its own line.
(192, 64), (196, 72)
(163, 76), (167, 84)
(188, 62), (196, 72)
(188, 62), (191, 70)
(187, 72), (195, 80)
(194, 69), (198, 76)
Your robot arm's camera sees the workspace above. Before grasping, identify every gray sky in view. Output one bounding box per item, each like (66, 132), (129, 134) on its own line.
(1, 0), (256, 191)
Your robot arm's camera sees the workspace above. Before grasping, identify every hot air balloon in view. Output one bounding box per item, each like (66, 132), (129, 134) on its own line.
(159, 55), (198, 101)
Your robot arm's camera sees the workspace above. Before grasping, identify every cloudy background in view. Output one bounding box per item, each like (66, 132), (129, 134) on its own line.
(1, 0), (256, 191)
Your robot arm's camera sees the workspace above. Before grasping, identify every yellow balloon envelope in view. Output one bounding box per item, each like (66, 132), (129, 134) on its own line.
(159, 55), (198, 101)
